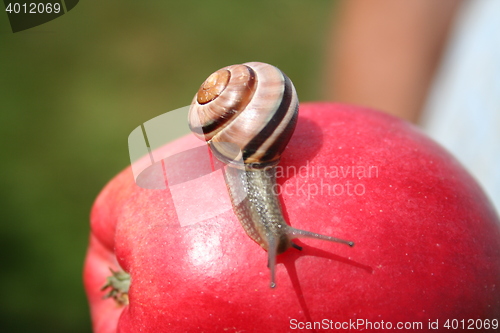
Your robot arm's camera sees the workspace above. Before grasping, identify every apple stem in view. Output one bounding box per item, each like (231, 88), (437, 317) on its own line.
(101, 268), (131, 306)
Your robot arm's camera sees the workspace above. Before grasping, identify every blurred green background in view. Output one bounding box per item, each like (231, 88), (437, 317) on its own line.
(0, 1), (338, 331)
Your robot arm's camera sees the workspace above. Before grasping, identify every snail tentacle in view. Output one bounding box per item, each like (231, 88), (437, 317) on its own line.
(267, 235), (278, 289)
(287, 227), (355, 247)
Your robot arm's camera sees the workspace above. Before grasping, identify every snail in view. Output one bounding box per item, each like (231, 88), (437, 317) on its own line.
(188, 62), (354, 288)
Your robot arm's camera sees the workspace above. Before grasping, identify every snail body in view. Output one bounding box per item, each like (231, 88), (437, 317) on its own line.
(188, 62), (354, 288)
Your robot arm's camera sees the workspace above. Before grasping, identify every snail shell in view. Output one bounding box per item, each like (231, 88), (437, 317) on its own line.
(188, 62), (298, 167)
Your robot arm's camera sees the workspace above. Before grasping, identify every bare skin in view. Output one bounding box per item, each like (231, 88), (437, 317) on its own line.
(324, 0), (463, 123)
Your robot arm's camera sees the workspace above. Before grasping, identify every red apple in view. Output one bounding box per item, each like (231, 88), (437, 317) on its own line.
(84, 103), (500, 333)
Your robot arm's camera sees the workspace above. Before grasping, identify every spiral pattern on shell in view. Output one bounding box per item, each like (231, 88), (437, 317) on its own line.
(188, 62), (299, 167)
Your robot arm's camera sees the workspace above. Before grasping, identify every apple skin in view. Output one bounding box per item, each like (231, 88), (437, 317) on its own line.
(84, 103), (500, 333)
